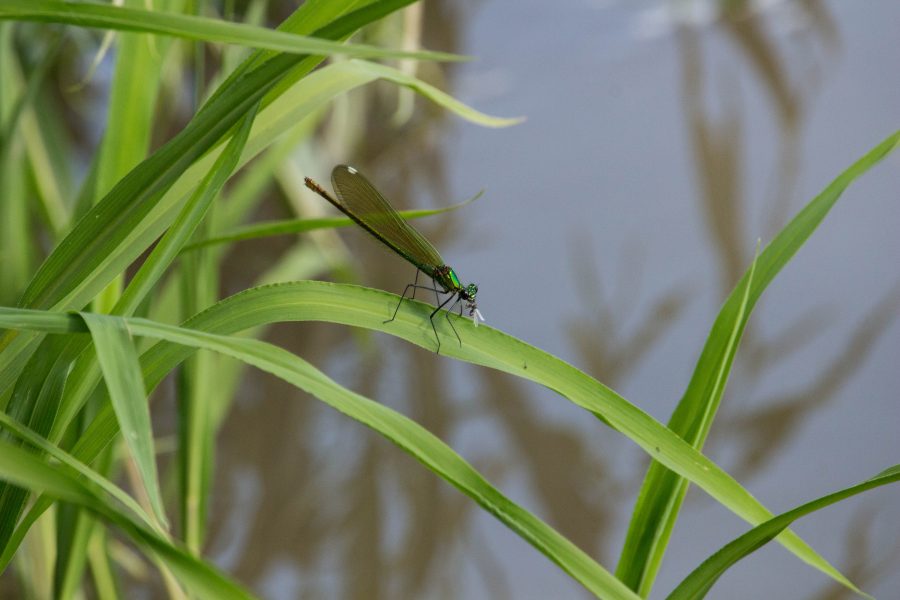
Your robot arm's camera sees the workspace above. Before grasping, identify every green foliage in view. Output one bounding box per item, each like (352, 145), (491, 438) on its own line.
(616, 131), (900, 597)
(0, 0), (896, 597)
(0, 0), (462, 62)
(667, 466), (900, 600)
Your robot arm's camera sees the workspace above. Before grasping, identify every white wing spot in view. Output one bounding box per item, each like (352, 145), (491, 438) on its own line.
(347, 166), (358, 174)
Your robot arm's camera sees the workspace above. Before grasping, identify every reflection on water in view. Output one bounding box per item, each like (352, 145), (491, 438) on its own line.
(816, 509), (900, 600)
(200, 1), (899, 599)
(567, 234), (690, 389)
(479, 368), (623, 563)
(723, 285), (900, 479)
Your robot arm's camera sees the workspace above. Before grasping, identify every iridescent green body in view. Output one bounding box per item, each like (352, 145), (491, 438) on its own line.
(432, 265), (461, 294)
(304, 165), (482, 352)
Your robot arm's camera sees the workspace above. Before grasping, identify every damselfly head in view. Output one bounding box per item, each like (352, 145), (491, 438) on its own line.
(461, 283), (483, 326)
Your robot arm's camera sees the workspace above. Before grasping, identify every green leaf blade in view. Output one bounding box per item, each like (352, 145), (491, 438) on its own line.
(0, 0), (463, 63)
(615, 129), (900, 596)
(0, 280), (857, 595)
(80, 312), (167, 528)
(182, 190), (484, 252)
(0, 304), (640, 599)
(0, 440), (253, 599)
(667, 467), (900, 600)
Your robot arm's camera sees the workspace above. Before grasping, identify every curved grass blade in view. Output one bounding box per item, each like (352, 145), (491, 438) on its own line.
(0, 0), (421, 396)
(0, 56), (514, 552)
(80, 313), (166, 528)
(0, 101), (259, 563)
(0, 411), (158, 533)
(182, 190), (483, 252)
(0, 278), (854, 592)
(0, 29), (62, 303)
(0, 441), (253, 599)
(163, 283), (863, 589)
(0, 334), (79, 549)
(3, 54), (507, 447)
(10, 0), (422, 313)
(667, 466), (900, 600)
(116, 100), (260, 315)
(0, 307), (640, 600)
(0, 44), (513, 399)
(336, 59), (524, 128)
(0, 0), (463, 63)
(615, 129), (900, 597)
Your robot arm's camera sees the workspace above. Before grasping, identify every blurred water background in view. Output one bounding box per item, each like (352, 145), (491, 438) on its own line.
(209, 1), (900, 598)
(8, 0), (897, 598)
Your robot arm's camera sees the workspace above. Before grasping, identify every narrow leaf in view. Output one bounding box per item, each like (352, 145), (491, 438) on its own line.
(0, 288), (851, 595)
(0, 441), (252, 599)
(116, 101), (259, 314)
(667, 466), (900, 600)
(340, 59), (523, 127)
(615, 130), (900, 595)
(0, 411), (158, 532)
(183, 190), (484, 252)
(80, 313), (166, 527)
(0, 306), (640, 599)
(0, 0), (462, 62)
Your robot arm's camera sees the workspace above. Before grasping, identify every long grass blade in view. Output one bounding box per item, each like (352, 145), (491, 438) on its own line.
(0, 441), (253, 599)
(0, 334), (78, 550)
(0, 44), (511, 399)
(0, 2), (435, 399)
(80, 313), (166, 528)
(0, 307), (641, 599)
(92, 0), (171, 312)
(0, 46), (512, 564)
(0, 0), (420, 410)
(667, 466), (900, 600)
(0, 412), (158, 532)
(0, 25), (36, 304)
(0, 100), (260, 566)
(0, 0), (462, 62)
(181, 190), (483, 252)
(615, 129), (900, 596)
(0, 276), (857, 595)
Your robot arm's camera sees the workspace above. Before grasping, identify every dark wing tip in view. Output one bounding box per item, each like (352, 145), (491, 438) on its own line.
(332, 164), (358, 177)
